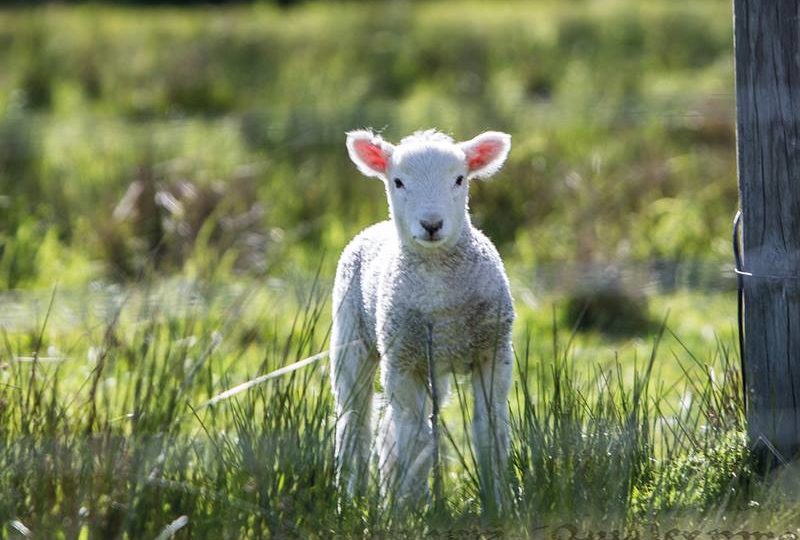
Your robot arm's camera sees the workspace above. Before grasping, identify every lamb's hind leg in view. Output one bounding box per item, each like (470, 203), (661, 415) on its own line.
(330, 305), (376, 498)
(472, 340), (513, 513)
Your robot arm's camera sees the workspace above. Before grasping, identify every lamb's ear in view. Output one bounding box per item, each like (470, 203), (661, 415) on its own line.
(346, 130), (395, 179)
(459, 131), (511, 179)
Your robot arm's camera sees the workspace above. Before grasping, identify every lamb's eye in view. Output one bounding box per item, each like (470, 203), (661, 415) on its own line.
(455, 175), (464, 186)
(394, 178), (404, 189)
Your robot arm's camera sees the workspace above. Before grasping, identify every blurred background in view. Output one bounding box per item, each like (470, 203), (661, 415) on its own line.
(0, 0), (737, 335)
(0, 2), (759, 533)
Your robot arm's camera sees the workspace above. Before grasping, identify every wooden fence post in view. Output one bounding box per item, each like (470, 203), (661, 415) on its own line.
(734, 0), (800, 465)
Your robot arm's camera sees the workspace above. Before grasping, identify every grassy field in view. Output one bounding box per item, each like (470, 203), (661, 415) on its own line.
(0, 0), (738, 287)
(0, 0), (788, 536)
(1, 279), (792, 537)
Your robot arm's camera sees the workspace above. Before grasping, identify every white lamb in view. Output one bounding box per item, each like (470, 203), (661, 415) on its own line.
(330, 128), (515, 509)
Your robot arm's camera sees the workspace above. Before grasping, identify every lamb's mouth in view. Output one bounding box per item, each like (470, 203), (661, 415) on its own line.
(414, 235), (445, 247)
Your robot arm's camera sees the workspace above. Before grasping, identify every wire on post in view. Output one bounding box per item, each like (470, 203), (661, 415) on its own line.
(733, 210), (747, 411)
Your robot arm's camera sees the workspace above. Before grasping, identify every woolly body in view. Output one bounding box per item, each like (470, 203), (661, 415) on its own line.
(330, 129), (514, 508)
(335, 220), (512, 377)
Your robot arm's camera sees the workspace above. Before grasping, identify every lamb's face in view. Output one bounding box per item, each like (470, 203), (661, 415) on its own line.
(385, 142), (468, 248)
(346, 129), (511, 251)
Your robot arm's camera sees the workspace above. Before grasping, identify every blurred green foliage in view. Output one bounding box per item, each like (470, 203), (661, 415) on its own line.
(0, 1), (737, 289)
(0, 4), (764, 529)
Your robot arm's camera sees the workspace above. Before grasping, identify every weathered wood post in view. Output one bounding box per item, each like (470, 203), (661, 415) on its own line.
(734, 0), (800, 465)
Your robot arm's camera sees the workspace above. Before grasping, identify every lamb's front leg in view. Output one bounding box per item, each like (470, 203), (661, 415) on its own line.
(472, 340), (513, 513)
(330, 316), (376, 498)
(377, 367), (433, 506)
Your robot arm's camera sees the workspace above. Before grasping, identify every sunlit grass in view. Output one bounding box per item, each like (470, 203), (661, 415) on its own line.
(0, 277), (784, 536)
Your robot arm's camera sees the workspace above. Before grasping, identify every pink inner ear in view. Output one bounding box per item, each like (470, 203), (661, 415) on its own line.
(467, 140), (502, 171)
(353, 139), (387, 172)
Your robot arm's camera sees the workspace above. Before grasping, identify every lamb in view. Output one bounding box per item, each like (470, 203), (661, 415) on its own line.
(330, 128), (515, 509)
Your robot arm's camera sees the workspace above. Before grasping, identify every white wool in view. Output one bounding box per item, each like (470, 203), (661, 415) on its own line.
(331, 128), (515, 508)
(399, 129), (454, 145)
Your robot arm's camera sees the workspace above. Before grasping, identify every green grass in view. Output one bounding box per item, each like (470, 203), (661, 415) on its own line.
(0, 278), (792, 537)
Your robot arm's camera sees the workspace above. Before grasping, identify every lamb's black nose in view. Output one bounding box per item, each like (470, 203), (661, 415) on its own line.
(420, 219), (444, 235)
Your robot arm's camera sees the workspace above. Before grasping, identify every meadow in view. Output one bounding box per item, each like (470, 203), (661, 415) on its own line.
(2, 0), (794, 537)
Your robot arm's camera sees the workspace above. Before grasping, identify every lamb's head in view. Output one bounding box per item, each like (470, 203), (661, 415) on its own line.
(346, 129), (511, 250)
